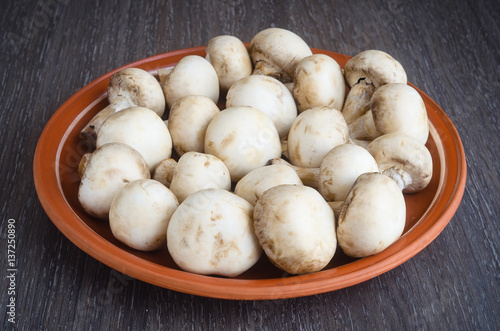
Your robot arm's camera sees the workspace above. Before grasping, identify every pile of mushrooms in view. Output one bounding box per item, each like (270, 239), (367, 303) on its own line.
(76, 27), (434, 278)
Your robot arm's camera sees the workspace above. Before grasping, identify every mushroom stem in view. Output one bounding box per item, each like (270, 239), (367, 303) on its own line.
(348, 110), (379, 141)
(267, 158), (319, 188)
(382, 167), (412, 191)
(341, 80), (374, 125)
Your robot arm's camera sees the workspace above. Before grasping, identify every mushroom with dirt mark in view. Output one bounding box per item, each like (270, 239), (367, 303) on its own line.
(253, 184), (336, 274)
(96, 106), (172, 173)
(337, 172), (406, 258)
(367, 133), (433, 193)
(109, 179), (179, 251)
(78, 142), (150, 220)
(341, 80), (375, 125)
(80, 68), (166, 146)
(292, 54), (346, 113)
(287, 106), (349, 168)
(205, 35), (252, 92)
(161, 55), (219, 109)
(167, 95), (220, 156)
(248, 28), (312, 83)
(344, 50), (407, 89)
(226, 75), (297, 139)
(234, 164), (303, 205)
(169, 152), (231, 203)
(167, 188), (261, 277)
(349, 83), (429, 145)
(204, 106), (282, 181)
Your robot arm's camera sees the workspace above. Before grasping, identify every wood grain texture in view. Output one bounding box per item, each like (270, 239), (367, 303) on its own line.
(1, 0), (499, 329)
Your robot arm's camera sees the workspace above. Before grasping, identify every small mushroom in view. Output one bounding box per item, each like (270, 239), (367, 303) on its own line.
(253, 184), (336, 274)
(267, 158), (320, 188)
(152, 158), (177, 187)
(205, 35), (252, 92)
(318, 144), (379, 202)
(341, 79), (375, 125)
(349, 83), (429, 145)
(337, 172), (406, 258)
(169, 152), (231, 203)
(344, 50), (407, 88)
(167, 188), (261, 277)
(78, 143), (150, 220)
(234, 164), (303, 205)
(367, 133), (433, 193)
(109, 179), (179, 251)
(287, 106), (349, 168)
(167, 95), (220, 156)
(96, 106), (172, 172)
(248, 28), (312, 83)
(292, 54), (346, 113)
(161, 55), (219, 109)
(204, 106), (282, 181)
(80, 68), (165, 146)
(226, 75), (297, 139)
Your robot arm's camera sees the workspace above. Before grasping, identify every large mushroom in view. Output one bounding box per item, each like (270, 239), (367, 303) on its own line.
(253, 184), (336, 274)
(226, 75), (297, 139)
(337, 172), (406, 258)
(80, 67), (166, 146)
(204, 106), (282, 181)
(248, 28), (312, 83)
(78, 142), (150, 220)
(167, 188), (261, 277)
(292, 54), (346, 113)
(96, 106), (172, 172)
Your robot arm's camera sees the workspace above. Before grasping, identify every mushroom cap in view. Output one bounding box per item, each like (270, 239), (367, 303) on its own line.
(109, 179), (179, 251)
(107, 67), (166, 117)
(344, 50), (407, 88)
(287, 106), (349, 168)
(337, 172), (406, 258)
(205, 35), (252, 92)
(167, 95), (220, 156)
(167, 188), (261, 277)
(78, 143), (150, 220)
(226, 75), (297, 139)
(253, 184), (336, 274)
(169, 152), (231, 203)
(293, 54), (346, 113)
(367, 133), (433, 193)
(248, 28), (312, 83)
(152, 158), (177, 187)
(204, 106), (282, 181)
(341, 80), (375, 125)
(318, 144), (379, 201)
(234, 164), (303, 205)
(162, 55), (219, 108)
(370, 83), (429, 144)
(96, 106), (172, 172)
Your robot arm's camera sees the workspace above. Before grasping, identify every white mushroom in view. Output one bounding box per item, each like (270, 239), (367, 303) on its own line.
(234, 164), (303, 205)
(96, 106), (172, 172)
(169, 152), (231, 203)
(318, 144), (379, 202)
(248, 28), (312, 83)
(204, 106), (282, 181)
(167, 188), (261, 277)
(205, 35), (252, 92)
(287, 106), (349, 168)
(367, 133), (433, 193)
(80, 68), (165, 146)
(226, 75), (297, 139)
(344, 50), (407, 88)
(78, 143), (150, 220)
(349, 83), (429, 145)
(161, 55), (219, 108)
(292, 54), (346, 113)
(337, 172), (406, 258)
(167, 95), (220, 156)
(253, 184), (336, 274)
(267, 158), (319, 188)
(152, 158), (177, 187)
(341, 80), (375, 125)
(109, 179), (179, 251)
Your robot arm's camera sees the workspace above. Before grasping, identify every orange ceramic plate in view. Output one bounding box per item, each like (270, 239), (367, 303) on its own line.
(33, 47), (466, 300)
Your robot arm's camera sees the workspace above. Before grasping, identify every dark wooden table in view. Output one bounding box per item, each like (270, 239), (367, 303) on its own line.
(1, 0), (499, 329)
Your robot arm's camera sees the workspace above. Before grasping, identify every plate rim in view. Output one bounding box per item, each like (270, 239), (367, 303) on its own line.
(33, 46), (467, 300)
